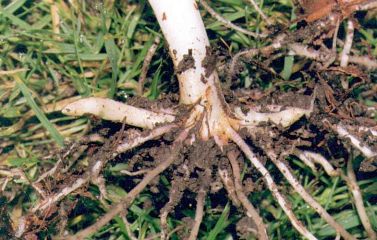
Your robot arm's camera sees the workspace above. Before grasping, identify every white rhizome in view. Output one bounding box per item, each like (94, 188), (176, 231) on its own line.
(21, 0), (377, 240)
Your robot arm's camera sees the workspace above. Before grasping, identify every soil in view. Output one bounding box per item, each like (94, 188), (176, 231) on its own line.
(202, 46), (218, 78)
(236, 216), (258, 239)
(0, 197), (13, 239)
(176, 49), (196, 75)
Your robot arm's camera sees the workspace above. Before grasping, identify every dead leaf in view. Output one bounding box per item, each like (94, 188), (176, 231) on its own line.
(298, 0), (371, 22)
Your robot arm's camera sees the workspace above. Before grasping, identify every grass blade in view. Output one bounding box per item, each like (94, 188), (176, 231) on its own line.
(104, 36), (120, 98)
(14, 75), (64, 147)
(281, 55), (294, 80)
(206, 203), (231, 240)
(3, 0), (27, 14)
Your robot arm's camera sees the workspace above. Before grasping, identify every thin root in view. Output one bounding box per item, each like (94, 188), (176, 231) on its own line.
(198, 0), (265, 38)
(228, 49), (259, 86)
(340, 20), (355, 68)
(247, 0), (272, 25)
(33, 124), (177, 215)
(160, 179), (185, 240)
(296, 150), (340, 177)
(344, 157), (377, 240)
(187, 187), (206, 240)
(121, 215), (138, 240)
(120, 168), (152, 176)
(115, 123), (177, 156)
(137, 36), (161, 96)
(340, 20), (355, 89)
(31, 176), (88, 213)
(335, 124), (377, 158)
(218, 168), (241, 207)
(227, 128), (317, 240)
(227, 150), (269, 240)
(66, 131), (186, 240)
(265, 149), (355, 240)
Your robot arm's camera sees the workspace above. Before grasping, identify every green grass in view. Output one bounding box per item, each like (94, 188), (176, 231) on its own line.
(15, 74), (64, 146)
(0, 0), (376, 239)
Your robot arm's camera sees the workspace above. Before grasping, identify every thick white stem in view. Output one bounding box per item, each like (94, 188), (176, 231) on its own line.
(148, 0), (235, 143)
(148, 0), (209, 104)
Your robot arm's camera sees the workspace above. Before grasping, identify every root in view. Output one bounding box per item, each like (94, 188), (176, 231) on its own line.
(198, 0), (264, 38)
(228, 49), (259, 86)
(167, 226), (184, 240)
(247, 0), (272, 25)
(90, 123), (176, 182)
(295, 150), (317, 173)
(340, 20), (355, 89)
(92, 174), (108, 200)
(340, 20), (355, 68)
(62, 97), (175, 129)
(290, 43), (377, 70)
(65, 132), (186, 240)
(218, 168), (241, 207)
(11, 1), (377, 239)
(296, 150), (340, 177)
(344, 157), (377, 240)
(115, 123), (177, 156)
(347, 55), (377, 70)
(137, 36), (161, 96)
(32, 177), (88, 213)
(227, 128), (317, 240)
(160, 179), (185, 240)
(187, 187), (206, 240)
(346, 125), (377, 137)
(121, 215), (138, 240)
(334, 123), (377, 158)
(359, 1), (377, 10)
(3, 169), (47, 199)
(34, 124), (177, 215)
(227, 150), (269, 240)
(235, 105), (312, 128)
(120, 168), (152, 176)
(264, 149), (356, 240)
(35, 139), (95, 183)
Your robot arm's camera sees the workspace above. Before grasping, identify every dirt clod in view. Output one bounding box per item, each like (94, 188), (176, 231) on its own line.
(176, 49), (195, 75)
